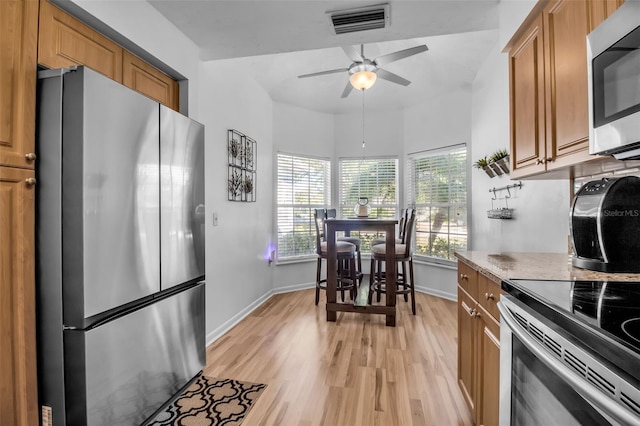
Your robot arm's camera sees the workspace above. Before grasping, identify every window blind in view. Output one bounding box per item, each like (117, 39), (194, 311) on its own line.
(338, 158), (398, 250)
(276, 153), (331, 259)
(407, 145), (467, 261)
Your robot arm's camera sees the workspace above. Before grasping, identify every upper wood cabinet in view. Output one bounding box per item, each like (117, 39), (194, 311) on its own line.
(38, 0), (123, 81)
(508, 14), (546, 178)
(0, 0), (39, 169)
(507, 0), (624, 179)
(0, 167), (38, 426)
(123, 51), (179, 111)
(38, 1), (180, 111)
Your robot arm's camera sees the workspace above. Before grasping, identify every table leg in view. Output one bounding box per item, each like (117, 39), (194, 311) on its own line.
(385, 227), (396, 327)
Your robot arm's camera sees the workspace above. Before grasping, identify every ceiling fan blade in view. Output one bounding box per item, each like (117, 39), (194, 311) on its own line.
(376, 68), (411, 86)
(298, 68), (349, 78)
(341, 81), (354, 98)
(374, 45), (428, 66)
(342, 45), (364, 62)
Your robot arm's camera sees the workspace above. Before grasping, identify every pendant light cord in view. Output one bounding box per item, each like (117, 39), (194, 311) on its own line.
(361, 89), (366, 160)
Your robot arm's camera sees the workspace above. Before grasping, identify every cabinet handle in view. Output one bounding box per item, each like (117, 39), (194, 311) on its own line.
(460, 273), (468, 280)
(536, 158), (543, 165)
(25, 178), (37, 187)
(461, 301), (475, 317)
(472, 309), (480, 318)
(484, 292), (495, 301)
(25, 153), (37, 162)
(546, 157), (553, 163)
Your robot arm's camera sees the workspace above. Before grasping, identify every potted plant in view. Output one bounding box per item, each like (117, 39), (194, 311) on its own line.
(473, 156), (496, 178)
(488, 149), (509, 175)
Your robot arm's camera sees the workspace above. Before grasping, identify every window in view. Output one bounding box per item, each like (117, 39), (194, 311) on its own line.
(276, 153), (331, 260)
(408, 144), (467, 261)
(339, 157), (398, 250)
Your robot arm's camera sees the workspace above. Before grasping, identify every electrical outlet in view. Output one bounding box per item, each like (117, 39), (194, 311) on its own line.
(42, 406), (52, 426)
(213, 212), (219, 226)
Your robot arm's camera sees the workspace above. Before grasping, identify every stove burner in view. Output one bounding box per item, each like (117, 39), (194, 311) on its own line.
(622, 318), (640, 344)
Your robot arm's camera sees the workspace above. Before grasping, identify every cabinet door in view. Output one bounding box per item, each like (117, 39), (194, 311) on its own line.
(544, 0), (593, 169)
(458, 260), (479, 300)
(0, 167), (37, 426)
(123, 51), (179, 111)
(38, 0), (123, 81)
(478, 274), (504, 320)
(509, 14), (546, 178)
(0, 0), (38, 169)
(478, 309), (500, 426)
(589, 0), (625, 30)
(458, 286), (478, 420)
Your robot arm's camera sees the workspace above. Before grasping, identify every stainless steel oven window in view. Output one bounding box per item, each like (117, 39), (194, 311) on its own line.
(498, 295), (640, 426)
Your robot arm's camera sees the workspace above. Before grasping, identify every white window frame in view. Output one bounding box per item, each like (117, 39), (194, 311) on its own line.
(276, 152), (331, 261)
(407, 144), (467, 265)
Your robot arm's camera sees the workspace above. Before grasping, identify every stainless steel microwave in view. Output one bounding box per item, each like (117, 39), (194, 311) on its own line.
(588, 1), (640, 160)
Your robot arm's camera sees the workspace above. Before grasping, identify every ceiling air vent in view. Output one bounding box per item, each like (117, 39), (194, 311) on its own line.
(328, 4), (389, 35)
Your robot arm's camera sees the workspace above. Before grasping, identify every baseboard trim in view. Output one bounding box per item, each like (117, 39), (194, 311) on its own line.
(205, 290), (274, 346)
(205, 283), (456, 347)
(414, 285), (456, 302)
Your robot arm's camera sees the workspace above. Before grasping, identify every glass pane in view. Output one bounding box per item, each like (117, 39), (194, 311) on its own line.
(276, 153), (330, 259)
(408, 146), (467, 261)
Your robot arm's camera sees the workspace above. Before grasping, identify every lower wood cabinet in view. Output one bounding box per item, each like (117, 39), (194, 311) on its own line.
(457, 260), (503, 426)
(0, 167), (38, 426)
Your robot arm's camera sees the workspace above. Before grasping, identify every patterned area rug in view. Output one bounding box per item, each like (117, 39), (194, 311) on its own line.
(147, 376), (267, 426)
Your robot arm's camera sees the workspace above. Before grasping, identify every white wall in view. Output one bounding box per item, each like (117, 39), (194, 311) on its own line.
(403, 88), (473, 300)
(200, 60), (275, 342)
(469, 1), (570, 253)
(271, 103), (334, 291)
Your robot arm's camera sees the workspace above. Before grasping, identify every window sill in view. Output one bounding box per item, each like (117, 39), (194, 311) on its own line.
(413, 255), (457, 269)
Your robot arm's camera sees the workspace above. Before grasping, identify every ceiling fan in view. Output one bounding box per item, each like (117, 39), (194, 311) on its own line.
(297, 44), (428, 98)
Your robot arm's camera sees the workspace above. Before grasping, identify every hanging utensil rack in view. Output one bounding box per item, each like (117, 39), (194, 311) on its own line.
(487, 181), (522, 219)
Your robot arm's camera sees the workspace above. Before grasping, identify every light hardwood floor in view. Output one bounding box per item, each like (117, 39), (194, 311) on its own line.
(203, 288), (473, 426)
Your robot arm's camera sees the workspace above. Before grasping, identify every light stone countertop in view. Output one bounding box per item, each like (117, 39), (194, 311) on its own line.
(454, 251), (640, 283)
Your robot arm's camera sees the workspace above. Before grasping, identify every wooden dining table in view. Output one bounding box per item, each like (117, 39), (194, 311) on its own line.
(324, 218), (398, 327)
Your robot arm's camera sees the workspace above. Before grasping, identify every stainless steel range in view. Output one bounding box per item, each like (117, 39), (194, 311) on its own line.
(499, 279), (640, 425)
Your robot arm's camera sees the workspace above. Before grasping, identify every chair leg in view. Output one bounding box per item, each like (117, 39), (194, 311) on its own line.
(409, 258), (416, 315)
(376, 260), (382, 303)
(356, 247), (362, 285)
(350, 257), (357, 301)
(315, 257), (321, 305)
(402, 260), (409, 302)
(337, 259), (345, 302)
(368, 258), (375, 304)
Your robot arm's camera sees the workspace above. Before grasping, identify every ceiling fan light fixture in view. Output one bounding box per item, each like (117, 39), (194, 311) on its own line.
(350, 70), (377, 90)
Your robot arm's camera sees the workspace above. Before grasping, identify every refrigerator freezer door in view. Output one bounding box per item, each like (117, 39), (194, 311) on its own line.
(63, 282), (205, 426)
(61, 67), (161, 325)
(160, 105), (205, 290)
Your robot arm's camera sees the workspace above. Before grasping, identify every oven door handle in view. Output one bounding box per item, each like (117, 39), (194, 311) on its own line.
(498, 300), (639, 426)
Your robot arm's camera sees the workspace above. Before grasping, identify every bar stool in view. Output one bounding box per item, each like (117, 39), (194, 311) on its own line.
(370, 208), (410, 281)
(326, 208), (363, 284)
(368, 209), (416, 315)
(314, 209), (358, 305)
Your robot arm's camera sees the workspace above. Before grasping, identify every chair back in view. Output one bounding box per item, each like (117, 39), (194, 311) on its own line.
(398, 208), (408, 241)
(402, 209), (417, 257)
(326, 208), (337, 219)
(313, 208), (327, 253)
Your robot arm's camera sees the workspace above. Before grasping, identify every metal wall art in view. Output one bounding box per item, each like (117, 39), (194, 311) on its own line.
(228, 129), (257, 202)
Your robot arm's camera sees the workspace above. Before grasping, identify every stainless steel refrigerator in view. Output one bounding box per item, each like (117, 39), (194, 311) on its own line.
(35, 66), (206, 426)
